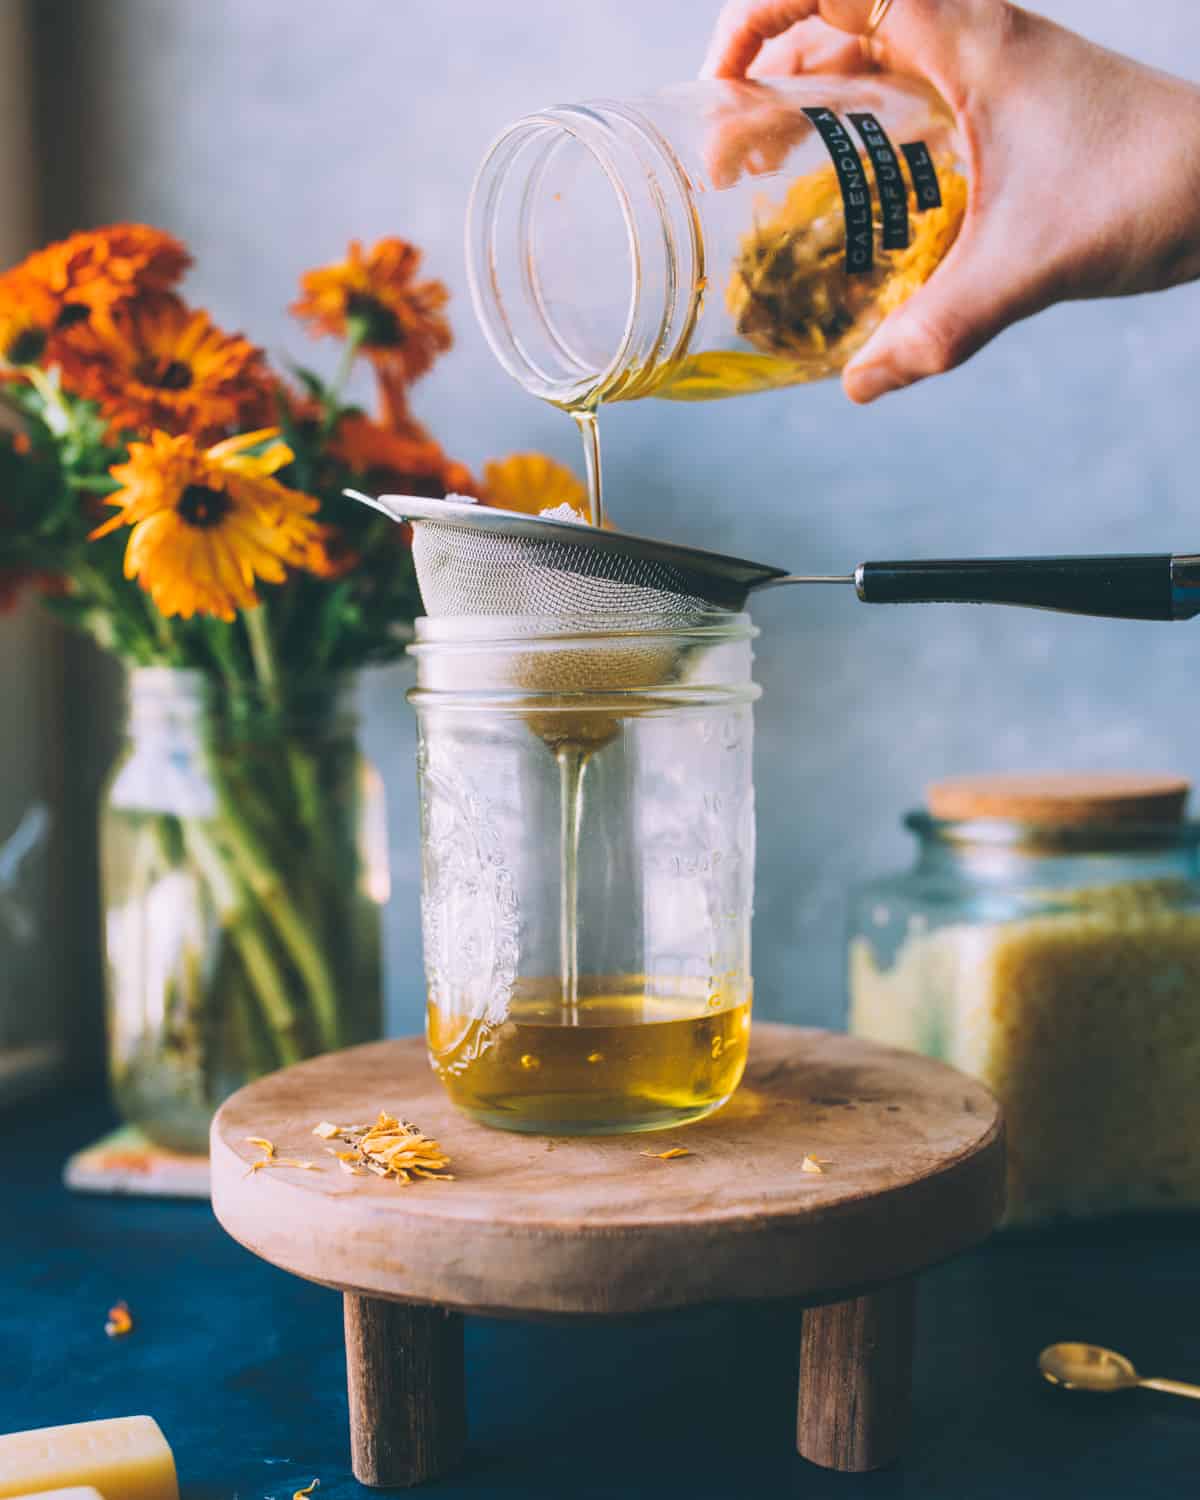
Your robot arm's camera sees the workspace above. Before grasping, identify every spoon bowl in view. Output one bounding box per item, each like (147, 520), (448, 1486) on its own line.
(1039, 1342), (1140, 1393)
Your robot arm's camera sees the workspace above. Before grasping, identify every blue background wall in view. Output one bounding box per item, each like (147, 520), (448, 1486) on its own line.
(33, 0), (1200, 1032)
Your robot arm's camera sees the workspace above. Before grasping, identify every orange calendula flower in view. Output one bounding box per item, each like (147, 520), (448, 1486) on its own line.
(481, 453), (589, 520)
(293, 238), (452, 381)
(0, 270), (60, 367)
(21, 224), (191, 320)
(59, 293), (273, 440)
(93, 428), (324, 621)
(332, 411), (476, 498)
(304, 523), (359, 580)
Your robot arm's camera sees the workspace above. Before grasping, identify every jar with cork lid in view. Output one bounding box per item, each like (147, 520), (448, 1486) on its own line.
(847, 773), (1200, 1229)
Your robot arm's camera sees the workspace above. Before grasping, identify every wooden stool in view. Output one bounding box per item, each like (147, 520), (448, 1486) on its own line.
(211, 1025), (1003, 1487)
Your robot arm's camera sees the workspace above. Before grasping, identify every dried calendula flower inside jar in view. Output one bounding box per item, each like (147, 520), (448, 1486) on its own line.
(725, 158), (967, 375)
(848, 775), (1200, 1228)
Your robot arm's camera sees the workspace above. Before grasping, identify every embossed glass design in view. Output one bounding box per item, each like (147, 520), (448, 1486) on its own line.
(409, 615), (759, 1134)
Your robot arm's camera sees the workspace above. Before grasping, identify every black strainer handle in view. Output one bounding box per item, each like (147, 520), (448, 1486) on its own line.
(855, 554), (1200, 621)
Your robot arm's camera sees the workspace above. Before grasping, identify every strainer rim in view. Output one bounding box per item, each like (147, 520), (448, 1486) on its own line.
(350, 490), (790, 596)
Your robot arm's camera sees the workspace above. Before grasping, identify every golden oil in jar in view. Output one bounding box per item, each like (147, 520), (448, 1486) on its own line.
(428, 979), (752, 1134)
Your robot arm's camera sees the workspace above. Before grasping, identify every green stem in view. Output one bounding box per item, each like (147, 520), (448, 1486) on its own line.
(18, 364), (73, 433)
(244, 599), (323, 829)
(212, 788), (342, 1053)
(244, 605), (278, 704)
(67, 475), (122, 494)
(227, 607), (344, 1051)
(322, 324), (366, 436)
(182, 822), (303, 1067)
(202, 618), (243, 698)
(145, 598), (176, 658)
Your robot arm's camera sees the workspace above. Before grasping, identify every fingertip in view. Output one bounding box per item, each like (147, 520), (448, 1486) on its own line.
(843, 360), (900, 405)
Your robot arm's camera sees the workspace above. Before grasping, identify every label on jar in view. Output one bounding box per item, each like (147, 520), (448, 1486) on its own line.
(802, 107), (874, 275)
(849, 112), (910, 251)
(900, 140), (943, 211)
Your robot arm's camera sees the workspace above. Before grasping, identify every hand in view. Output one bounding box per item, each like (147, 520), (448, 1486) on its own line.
(703, 1), (1200, 403)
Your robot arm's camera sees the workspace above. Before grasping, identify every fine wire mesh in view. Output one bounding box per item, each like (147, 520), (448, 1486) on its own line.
(410, 520), (733, 628)
(408, 515), (743, 703)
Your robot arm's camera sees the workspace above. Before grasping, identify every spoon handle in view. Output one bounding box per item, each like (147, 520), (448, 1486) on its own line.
(1138, 1377), (1200, 1401)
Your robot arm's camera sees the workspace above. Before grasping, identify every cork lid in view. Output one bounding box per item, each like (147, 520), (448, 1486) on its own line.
(927, 773), (1191, 827)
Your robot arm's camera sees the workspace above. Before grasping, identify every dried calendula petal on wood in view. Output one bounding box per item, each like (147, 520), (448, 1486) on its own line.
(246, 1152), (321, 1177)
(244, 1136), (276, 1157)
(293, 1481), (320, 1500)
(105, 1300), (133, 1337)
(801, 1154), (830, 1174)
(641, 1147), (692, 1160)
(318, 1110), (453, 1184)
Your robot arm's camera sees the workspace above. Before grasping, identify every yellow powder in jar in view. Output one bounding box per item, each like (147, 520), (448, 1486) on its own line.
(849, 880), (1200, 1226)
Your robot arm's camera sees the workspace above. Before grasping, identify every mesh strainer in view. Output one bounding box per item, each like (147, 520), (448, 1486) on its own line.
(345, 491), (844, 636)
(345, 490), (785, 733)
(346, 489), (1200, 627)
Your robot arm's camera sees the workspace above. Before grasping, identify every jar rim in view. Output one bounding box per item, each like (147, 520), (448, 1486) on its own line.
(466, 101), (698, 406)
(409, 612), (757, 650)
(906, 808), (1200, 854)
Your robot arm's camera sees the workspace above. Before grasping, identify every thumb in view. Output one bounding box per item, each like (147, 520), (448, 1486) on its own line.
(843, 227), (1042, 403)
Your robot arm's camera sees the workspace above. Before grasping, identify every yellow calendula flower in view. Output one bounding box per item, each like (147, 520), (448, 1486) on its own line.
(93, 429), (324, 621)
(481, 453), (589, 521)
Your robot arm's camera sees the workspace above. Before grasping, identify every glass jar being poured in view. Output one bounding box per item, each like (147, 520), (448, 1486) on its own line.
(467, 74), (967, 523)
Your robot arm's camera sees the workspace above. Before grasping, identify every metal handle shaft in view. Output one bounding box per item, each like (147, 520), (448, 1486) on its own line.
(1138, 1376), (1200, 1402)
(854, 554), (1180, 621)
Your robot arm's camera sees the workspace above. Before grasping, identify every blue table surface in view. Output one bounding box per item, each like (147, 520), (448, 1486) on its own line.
(5, 1089), (1198, 1500)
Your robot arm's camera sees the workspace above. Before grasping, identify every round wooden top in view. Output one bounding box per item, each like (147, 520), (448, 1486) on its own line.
(927, 772), (1190, 826)
(210, 1025), (1003, 1318)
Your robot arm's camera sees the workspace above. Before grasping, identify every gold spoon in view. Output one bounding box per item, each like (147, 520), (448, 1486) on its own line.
(1039, 1343), (1200, 1401)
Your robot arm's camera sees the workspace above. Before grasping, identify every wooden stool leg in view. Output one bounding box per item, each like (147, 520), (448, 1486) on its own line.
(796, 1278), (916, 1473)
(343, 1294), (466, 1488)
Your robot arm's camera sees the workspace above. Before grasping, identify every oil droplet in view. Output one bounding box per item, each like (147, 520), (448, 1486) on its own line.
(520, 1053), (541, 1071)
(711, 1036), (724, 1060)
(586, 1051), (605, 1065)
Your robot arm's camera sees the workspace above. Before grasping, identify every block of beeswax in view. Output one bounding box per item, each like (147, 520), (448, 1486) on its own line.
(8, 1490), (105, 1500)
(0, 1416), (177, 1500)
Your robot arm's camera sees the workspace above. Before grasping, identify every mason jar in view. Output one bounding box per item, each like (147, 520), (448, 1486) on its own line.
(102, 667), (388, 1153)
(847, 774), (1200, 1228)
(468, 74), (965, 407)
(408, 614), (759, 1134)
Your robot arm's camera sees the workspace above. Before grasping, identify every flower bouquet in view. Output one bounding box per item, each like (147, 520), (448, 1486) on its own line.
(0, 225), (586, 1149)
